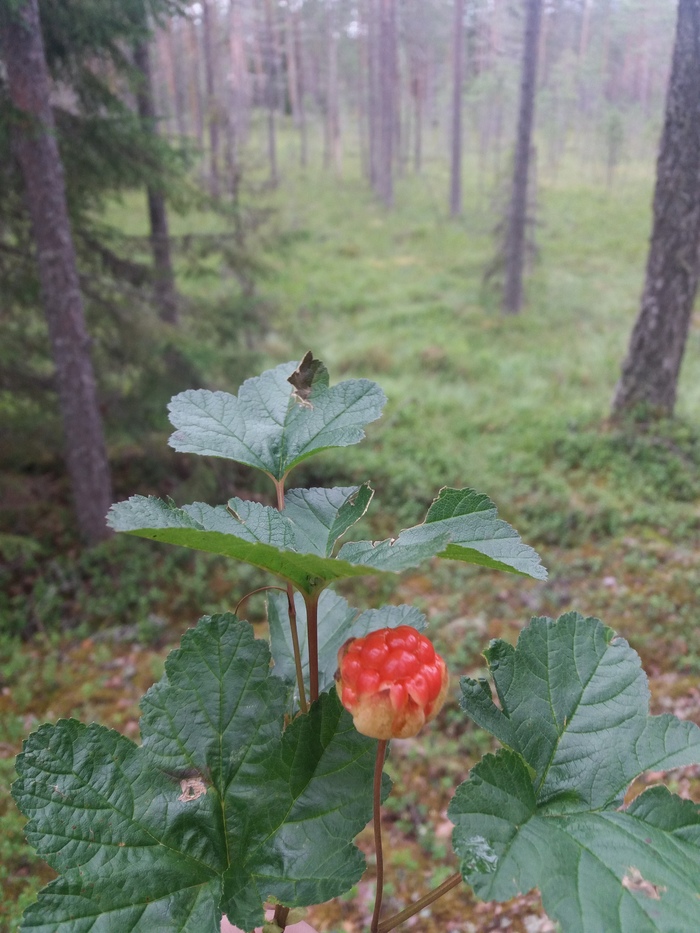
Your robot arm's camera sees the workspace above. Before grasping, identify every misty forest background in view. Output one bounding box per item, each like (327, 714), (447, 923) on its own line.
(2, 1), (700, 930)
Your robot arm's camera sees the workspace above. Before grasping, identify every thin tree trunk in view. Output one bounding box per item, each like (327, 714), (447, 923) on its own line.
(201, 0), (221, 198)
(357, 0), (369, 178)
(450, 0), (465, 217)
(367, 0), (380, 188)
(165, 20), (188, 138)
(377, 0), (396, 207)
(503, 0), (543, 314)
(228, 0), (251, 171)
(612, 0), (700, 417)
(263, 0), (278, 186)
(133, 39), (179, 324)
(157, 23), (184, 137)
(186, 15), (205, 145)
(324, 0), (341, 174)
(292, 6), (308, 169)
(285, 3), (300, 127)
(0, 0), (113, 544)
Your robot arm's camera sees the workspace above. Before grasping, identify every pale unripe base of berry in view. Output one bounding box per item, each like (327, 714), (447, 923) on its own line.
(348, 674), (450, 739)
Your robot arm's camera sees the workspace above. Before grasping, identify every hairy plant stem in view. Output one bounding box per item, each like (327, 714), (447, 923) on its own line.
(274, 479), (308, 714)
(304, 593), (320, 702)
(234, 585), (286, 616)
(377, 872), (462, 933)
(273, 904), (290, 928)
(370, 739), (388, 933)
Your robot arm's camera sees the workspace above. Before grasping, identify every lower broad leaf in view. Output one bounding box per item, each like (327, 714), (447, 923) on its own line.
(13, 615), (380, 932)
(449, 750), (700, 933)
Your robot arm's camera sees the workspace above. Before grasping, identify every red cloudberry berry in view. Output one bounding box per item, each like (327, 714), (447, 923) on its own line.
(335, 626), (449, 739)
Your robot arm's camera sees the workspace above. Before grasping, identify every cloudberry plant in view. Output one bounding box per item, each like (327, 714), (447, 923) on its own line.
(12, 354), (700, 933)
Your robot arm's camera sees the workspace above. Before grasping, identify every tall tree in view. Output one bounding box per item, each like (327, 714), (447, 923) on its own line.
(323, 0), (341, 174)
(227, 0), (251, 174)
(185, 11), (205, 145)
(201, 0), (221, 197)
(612, 0), (700, 417)
(449, 0), (465, 217)
(503, 0), (543, 314)
(285, 0), (307, 168)
(133, 36), (179, 324)
(262, 0), (279, 186)
(0, 0), (113, 543)
(376, 0), (397, 206)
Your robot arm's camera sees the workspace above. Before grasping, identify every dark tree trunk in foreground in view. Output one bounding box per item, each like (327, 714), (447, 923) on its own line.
(612, 0), (700, 418)
(449, 0), (465, 217)
(503, 0), (542, 314)
(134, 39), (179, 324)
(0, 0), (113, 543)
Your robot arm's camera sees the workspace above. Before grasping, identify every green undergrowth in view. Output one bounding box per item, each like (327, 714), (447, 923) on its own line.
(0, 534), (267, 641)
(251, 151), (700, 546)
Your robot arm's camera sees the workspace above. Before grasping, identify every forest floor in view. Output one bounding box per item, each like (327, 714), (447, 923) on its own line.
(2, 151), (700, 930)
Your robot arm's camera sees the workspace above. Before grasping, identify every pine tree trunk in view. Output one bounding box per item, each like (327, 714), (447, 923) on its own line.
(133, 39), (179, 325)
(186, 15), (205, 146)
(228, 0), (251, 172)
(503, 0), (543, 315)
(262, 0), (278, 186)
(449, 0), (465, 217)
(377, 0), (396, 207)
(167, 20), (188, 139)
(367, 0), (380, 188)
(323, 0), (341, 175)
(612, 0), (700, 418)
(201, 0), (221, 199)
(0, 0), (113, 544)
(292, 6), (308, 169)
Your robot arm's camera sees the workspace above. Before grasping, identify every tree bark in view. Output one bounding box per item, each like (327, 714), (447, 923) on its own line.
(323, 0), (341, 175)
(449, 0), (465, 217)
(186, 14), (205, 146)
(367, 0), (380, 188)
(377, 0), (397, 207)
(262, 0), (278, 186)
(612, 0), (700, 417)
(291, 4), (308, 169)
(228, 0), (251, 173)
(0, 0), (113, 543)
(133, 38), (179, 325)
(201, 0), (221, 198)
(503, 0), (543, 314)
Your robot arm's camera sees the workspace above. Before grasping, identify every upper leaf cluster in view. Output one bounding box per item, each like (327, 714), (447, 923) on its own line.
(108, 355), (547, 592)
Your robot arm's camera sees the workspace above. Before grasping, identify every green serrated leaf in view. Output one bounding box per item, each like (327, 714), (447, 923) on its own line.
(268, 590), (427, 710)
(107, 491), (378, 595)
(450, 612), (700, 933)
(13, 616), (380, 932)
(460, 613), (700, 808)
(221, 688), (387, 928)
(13, 719), (222, 932)
(108, 485), (545, 592)
(282, 484), (373, 557)
(338, 487), (547, 580)
(450, 751), (700, 933)
(167, 357), (387, 480)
